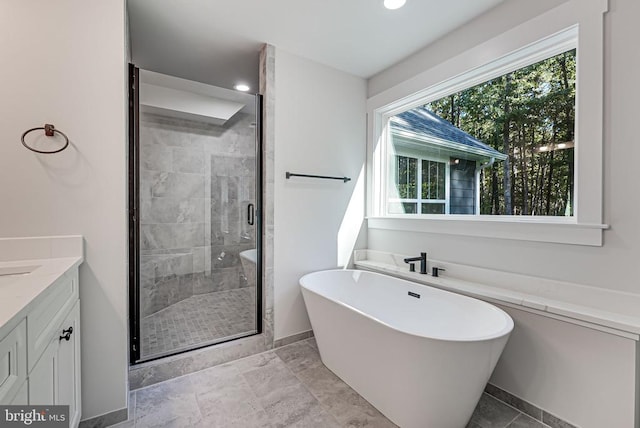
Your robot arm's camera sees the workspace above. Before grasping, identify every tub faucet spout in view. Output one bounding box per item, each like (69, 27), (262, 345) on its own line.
(404, 252), (427, 274)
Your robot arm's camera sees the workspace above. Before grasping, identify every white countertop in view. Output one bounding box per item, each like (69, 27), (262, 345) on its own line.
(0, 257), (83, 331)
(0, 236), (83, 332)
(354, 249), (640, 338)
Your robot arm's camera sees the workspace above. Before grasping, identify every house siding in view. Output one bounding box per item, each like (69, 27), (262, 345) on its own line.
(450, 159), (476, 214)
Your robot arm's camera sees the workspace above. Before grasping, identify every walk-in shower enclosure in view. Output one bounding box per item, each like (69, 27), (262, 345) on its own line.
(128, 66), (262, 363)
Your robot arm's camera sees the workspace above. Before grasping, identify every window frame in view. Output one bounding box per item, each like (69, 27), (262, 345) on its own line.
(388, 153), (450, 214)
(366, 0), (608, 246)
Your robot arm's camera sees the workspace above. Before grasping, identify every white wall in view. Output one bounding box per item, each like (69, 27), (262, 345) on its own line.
(0, 1), (128, 421)
(273, 49), (367, 340)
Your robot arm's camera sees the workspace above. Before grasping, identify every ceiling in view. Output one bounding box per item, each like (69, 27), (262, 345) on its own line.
(128, 0), (505, 92)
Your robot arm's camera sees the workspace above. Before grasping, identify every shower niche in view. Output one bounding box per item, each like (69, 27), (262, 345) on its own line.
(129, 67), (262, 362)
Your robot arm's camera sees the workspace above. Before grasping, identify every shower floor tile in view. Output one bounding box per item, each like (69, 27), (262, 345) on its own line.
(118, 339), (549, 428)
(140, 287), (257, 359)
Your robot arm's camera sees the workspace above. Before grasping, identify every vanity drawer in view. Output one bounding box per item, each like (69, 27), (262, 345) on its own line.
(27, 268), (78, 372)
(0, 319), (27, 404)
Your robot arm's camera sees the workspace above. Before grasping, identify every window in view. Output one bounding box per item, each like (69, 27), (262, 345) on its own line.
(368, 2), (608, 246)
(389, 155), (447, 214)
(387, 49), (575, 217)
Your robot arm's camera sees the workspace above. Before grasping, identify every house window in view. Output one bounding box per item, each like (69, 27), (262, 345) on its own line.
(388, 155), (447, 214)
(421, 159), (446, 214)
(368, 6), (608, 245)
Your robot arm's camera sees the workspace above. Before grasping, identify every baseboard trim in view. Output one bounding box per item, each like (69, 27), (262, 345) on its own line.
(485, 383), (578, 428)
(273, 330), (314, 348)
(79, 407), (127, 428)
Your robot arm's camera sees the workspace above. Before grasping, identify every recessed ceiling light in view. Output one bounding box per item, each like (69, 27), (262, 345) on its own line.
(384, 0), (406, 10)
(234, 83), (250, 92)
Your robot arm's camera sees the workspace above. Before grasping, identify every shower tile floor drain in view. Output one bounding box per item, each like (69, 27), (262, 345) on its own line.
(140, 287), (257, 359)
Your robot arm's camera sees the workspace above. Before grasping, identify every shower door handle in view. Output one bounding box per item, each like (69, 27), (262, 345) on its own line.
(247, 203), (255, 225)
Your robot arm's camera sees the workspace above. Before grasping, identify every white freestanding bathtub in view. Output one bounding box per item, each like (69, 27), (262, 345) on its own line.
(300, 269), (513, 428)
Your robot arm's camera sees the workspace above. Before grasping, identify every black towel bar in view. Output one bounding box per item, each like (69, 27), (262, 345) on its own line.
(285, 172), (351, 183)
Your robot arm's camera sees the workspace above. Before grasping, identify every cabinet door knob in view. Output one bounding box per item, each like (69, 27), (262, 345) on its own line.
(59, 326), (73, 341)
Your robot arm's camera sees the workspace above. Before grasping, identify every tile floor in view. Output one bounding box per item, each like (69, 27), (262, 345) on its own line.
(141, 288), (257, 359)
(116, 338), (552, 428)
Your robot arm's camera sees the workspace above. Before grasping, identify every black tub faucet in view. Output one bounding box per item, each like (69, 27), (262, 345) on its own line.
(404, 252), (427, 274)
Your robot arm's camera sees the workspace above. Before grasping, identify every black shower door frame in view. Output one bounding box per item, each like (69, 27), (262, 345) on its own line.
(127, 64), (263, 364)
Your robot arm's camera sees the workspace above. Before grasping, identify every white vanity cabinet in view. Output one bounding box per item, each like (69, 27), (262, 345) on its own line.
(0, 266), (81, 428)
(0, 320), (27, 404)
(10, 381), (28, 405)
(30, 301), (81, 427)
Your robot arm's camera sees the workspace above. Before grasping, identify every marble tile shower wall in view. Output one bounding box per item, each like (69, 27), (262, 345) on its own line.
(140, 111), (257, 318)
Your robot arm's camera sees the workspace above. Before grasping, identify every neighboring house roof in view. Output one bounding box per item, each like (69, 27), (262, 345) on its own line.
(390, 106), (507, 161)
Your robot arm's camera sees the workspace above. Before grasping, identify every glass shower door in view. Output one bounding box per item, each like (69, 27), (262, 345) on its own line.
(129, 66), (261, 363)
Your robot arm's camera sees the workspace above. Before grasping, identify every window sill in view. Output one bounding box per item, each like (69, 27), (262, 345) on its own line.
(366, 216), (609, 246)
